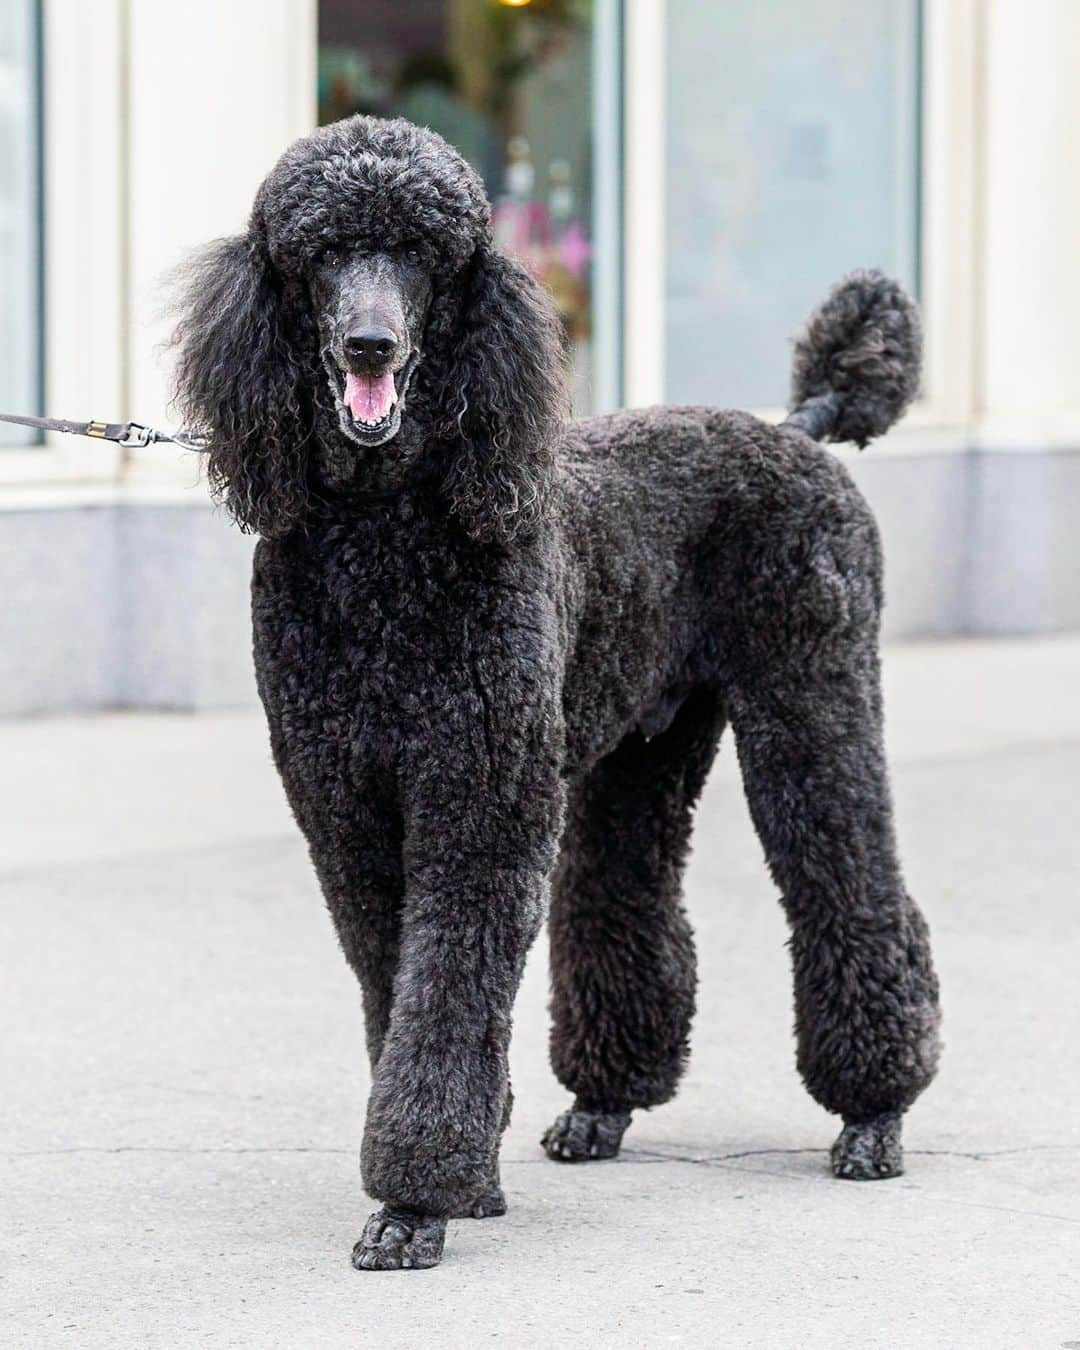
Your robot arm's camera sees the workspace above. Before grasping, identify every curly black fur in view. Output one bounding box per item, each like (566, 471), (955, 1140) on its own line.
(171, 116), (564, 544)
(171, 116), (941, 1271)
(436, 244), (567, 542)
(788, 268), (923, 446)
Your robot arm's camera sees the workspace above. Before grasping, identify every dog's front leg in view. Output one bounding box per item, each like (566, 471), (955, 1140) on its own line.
(352, 765), (563, 1271)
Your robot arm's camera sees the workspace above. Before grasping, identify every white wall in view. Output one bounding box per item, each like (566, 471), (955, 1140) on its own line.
(126, 0), (316, 479)
(980, 0), (1080, 427)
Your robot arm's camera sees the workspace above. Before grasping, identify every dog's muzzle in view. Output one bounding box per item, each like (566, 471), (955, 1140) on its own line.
(325, 349), (421, 447)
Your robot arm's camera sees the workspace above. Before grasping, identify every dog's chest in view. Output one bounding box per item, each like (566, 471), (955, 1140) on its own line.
(251, 518), (551, 773)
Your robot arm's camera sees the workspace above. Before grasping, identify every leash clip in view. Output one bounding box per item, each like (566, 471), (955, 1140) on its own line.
(167, 428), (211, 452)
(118, 422), (157, 448)
(117, 422), (209, 452)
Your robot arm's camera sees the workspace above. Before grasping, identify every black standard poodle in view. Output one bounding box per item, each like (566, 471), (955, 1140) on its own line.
(172, 115), (941, 1271)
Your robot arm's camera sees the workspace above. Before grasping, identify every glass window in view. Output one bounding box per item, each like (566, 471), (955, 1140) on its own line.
(664, 0), (922, 410)
(0, 1), (42, 447)
(317, 0), (621, 416)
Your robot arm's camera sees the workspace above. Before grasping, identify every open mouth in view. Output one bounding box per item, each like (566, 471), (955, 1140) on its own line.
(326, 350), (421, 446)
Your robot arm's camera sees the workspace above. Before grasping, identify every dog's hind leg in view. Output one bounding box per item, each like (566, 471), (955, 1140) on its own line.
(543, 686), (725, 1162)
(726, 638), (941, 1180)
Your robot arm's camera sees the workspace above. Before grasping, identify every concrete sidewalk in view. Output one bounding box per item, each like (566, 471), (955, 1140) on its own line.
(2, 638), (1079, 1348)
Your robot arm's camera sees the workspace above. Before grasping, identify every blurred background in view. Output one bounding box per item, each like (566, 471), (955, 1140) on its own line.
(0, 0), (1077, 713)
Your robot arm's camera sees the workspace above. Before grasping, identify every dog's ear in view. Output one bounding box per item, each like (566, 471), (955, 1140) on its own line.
(435, 245), (567, 545)
(170, 233), (311, 538)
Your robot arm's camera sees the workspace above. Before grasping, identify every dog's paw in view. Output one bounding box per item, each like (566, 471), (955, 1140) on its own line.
(830, 1112), (903, 1180)
(351, 1207), (447, 1271)
(541, 1105), (632, 1162)
(451, 1174), (507, 1219)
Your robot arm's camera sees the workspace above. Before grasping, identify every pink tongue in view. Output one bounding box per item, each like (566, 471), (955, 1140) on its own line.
(344, 371), (396, 423)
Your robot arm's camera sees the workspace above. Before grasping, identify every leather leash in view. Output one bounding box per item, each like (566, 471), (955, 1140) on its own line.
(0, 410), (208, 452)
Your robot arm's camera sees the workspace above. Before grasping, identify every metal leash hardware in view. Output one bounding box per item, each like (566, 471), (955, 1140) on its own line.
(112, 421), (211, 451)
(0, 410), (209, 452)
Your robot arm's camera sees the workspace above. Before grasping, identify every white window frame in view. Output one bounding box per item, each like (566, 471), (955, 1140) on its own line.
(1, 0), (316, 497)
(622, 0), (982, 448)
(623, 0), (666, 409)
(122, 0), (316, 489)
(909, 0), (980, 435)
(1, 0), (125, 487)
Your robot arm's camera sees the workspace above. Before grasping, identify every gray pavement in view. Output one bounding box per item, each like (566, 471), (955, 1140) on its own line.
(2, 637), (1079, 1349)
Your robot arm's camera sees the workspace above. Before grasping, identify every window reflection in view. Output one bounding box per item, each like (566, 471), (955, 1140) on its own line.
(318, 0), (607, 414)
(664, 0), (922, 410)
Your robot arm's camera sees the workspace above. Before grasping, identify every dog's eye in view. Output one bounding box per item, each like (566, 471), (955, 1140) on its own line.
(322, 248), (342, 269)
(403, 244), (421, 263)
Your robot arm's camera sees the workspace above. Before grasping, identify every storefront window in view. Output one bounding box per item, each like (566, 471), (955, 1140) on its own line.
(0, 1), (42, 447)
(664, 0), (922, 410)
(318, 0), (621, 415)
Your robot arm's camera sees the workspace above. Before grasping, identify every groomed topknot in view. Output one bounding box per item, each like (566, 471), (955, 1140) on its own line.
(787, 269), (922, 447)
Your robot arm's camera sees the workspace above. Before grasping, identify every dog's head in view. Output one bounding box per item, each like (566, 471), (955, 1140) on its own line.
(171, 115), (567, 542)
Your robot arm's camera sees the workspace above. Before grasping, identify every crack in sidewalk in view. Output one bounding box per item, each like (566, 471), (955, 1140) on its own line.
(6, 1142), (1078, 1227)
(3, 1142), (1077, 1162)
(622, 1143), (1080, 1165)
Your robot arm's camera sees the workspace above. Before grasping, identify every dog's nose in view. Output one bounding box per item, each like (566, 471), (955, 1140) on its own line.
(343, 329), (399, 367)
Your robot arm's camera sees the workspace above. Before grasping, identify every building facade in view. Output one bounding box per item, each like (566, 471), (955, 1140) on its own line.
(1, 0), (1078, 715)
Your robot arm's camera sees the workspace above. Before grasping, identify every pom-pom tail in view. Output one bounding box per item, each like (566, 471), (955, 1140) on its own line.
(785, 270), (922, 447)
